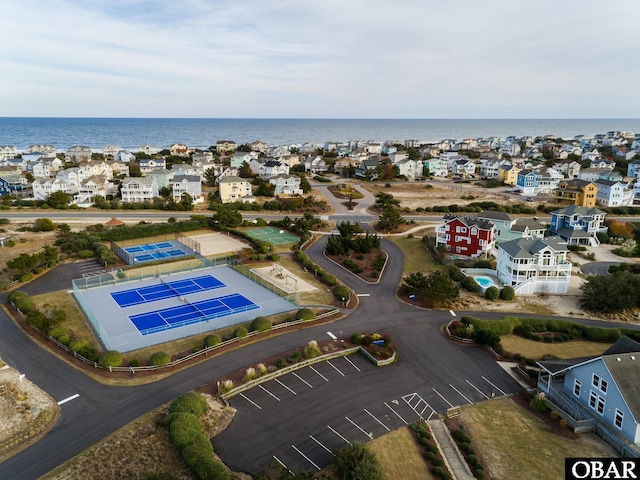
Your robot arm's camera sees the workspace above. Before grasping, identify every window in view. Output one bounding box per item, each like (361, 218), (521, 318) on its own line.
(574, 379), (581, 397)
(600, 379), (607, 393)
(592, 374), (600, 388)
(592, 374), (608, 394)
(597, 397), (605, 415)
(615, 409), (624, 430)
(589, 391), (597, 409)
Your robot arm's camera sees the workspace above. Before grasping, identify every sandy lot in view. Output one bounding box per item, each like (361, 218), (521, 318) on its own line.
(363, 180), (520, 210)
(182, 231), (251, 256)
(0, 363), (60, 462)
(250, 264), (317, 294)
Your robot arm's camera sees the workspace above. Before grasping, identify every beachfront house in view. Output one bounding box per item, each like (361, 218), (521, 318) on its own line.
(27, 144), (56, 156)
(218, 176), (254, 203)
(537, 336), (640, 454)
(169, 144), (189, 157)
(0, 146), (18, 160)
(496, 237), (572, 294)
(120, 177), (159, 203)
(216, 140), (237, 154)
(138, 145), (159, 155)
(434, 214), (495, 259)
(548, 205), (606, 247)
(102, 145), (121, 158)
(65, 145), (92, 164)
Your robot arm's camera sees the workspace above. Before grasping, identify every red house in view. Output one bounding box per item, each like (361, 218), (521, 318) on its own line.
(435, 214), (495, 258)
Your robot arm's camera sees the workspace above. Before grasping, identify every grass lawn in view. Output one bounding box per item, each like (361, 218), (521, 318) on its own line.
(390, 236), (438, 273)
(32, 291), (101, 350)
(458, 397), (617, 480)
(500, 335), (610, 360)
(368, 427), (435, 480)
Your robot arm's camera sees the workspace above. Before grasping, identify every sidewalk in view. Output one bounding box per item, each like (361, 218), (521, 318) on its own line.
(428, 418), (474, 480)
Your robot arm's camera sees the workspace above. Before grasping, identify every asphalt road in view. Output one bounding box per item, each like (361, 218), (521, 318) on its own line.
(580, 261), (620, 276)
(2, 216), (640, 478)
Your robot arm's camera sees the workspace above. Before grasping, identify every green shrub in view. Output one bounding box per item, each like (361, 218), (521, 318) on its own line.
(275, 357), (287, 368)
(543, 336), (553, 343)
(322, 273), (337, 286)
(150, 351), (171, 367)
(194, 458), (229, 480)
(57, 334), (71, 346)
(500, 286), (515, 300)
(20, 273), (35, 283)
(530, 394), (548, 412)
(475, 468), (485, 479)
(473, 260), (492, 269)
(432, 458), (444, 467)
(129, 358), (140, 367)
(68, 338), (88, 352)
(295, 308), (316, 320)
(460, 442), (470, 452)
(234, 327), (248, 338)
(432, 466), (444, 477)
(170, 392), (209, 417)
(427, 444), (438, 454)
(98, 350), (123, 368)
(204, 334), (222, 347)
(418, 436), (429, 446)
(351, 332), (362, 344)
(287, 349), (302, 363)
(467, 454), (478, 466)
(484, 286), (500, 300)
(14, 295), (34, 313)
(461, 276), (480, 293)
(471, 328), (501, 347)
(334, 285), (350, 300)
(48, 326), (68, 339)
(251, 316), (271, 332)
(424, 451), (435, 461)
(448, 265), (465, 281)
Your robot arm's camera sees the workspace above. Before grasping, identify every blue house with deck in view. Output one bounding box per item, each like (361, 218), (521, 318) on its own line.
(537, 336), (640, 456)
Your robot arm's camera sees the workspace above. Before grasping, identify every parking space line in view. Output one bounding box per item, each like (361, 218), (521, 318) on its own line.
(291, 444), (321, 471)
(403, 393), (435, 420)
(310, 435), (334, 455)
(309, 365), (329, 382)
(482, 376), (507, 396)
(432, 388), (455, 408)
(343, 356), (361, 372)
(328, 425), (351, 445)
(275, 378), (297, 396)
(327, 331), (337, 340)
(466, 380), (490, 400)
(384, 402), (408, 424)
(272, 455), (292, 475)
(239, 393), (262, 410)
(259, 384), (280, 401)
(450, 384), (473, 404)
(326, 360), (345, 377)
(292, 372), (313, 388)
(346, 416), (373, 439)
(364, 408), (390, 432)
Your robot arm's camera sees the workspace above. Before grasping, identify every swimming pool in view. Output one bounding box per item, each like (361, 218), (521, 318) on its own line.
(473, 275), (495, 289)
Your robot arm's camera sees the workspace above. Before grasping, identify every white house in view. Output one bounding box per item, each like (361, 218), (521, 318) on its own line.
(269, 174), (303, 196)
(65, 145), (92, 163)
(120, 177), (159, 203)
(395, 159), (423, 179)
(303, 156), (328, 174)
(451, 158), (476, 178)
(496, 237), (572, 295)
(74, 176), (113, 205)
(594, 179), (635, 207)
(138, 145), (159, 155)
(32, 161), (53, 178)
(102, 145), (121, 158)
(0, 146), (18, 160)
(27, 145), (56, 156)
(32, 177), (77, 201)
(171, 175), (203, 203)
(114, 150), (135, 163)
(259, 160), (289, 179)
(139, 158), (166, 174)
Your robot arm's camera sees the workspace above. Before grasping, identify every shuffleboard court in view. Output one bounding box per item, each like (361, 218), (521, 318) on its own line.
(244, 227), (299, 245)
(129, 293), (258, 335)
(110, 274), (226, 308)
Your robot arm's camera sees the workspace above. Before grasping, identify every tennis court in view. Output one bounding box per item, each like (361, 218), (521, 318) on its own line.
(129, 293), (258, 335)
(73, 265), (298, 352)
(123, 241), (174, 253)
(110, 274), (225, 308)
(112, 239), (197, 265)
(244, 227), (300, 245)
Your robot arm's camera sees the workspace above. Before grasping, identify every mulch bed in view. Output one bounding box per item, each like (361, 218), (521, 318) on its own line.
(4, 302), (348, 380)
(325, 250), (387, 283)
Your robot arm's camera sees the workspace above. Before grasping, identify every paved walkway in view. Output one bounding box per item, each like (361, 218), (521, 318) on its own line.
(428, 418), (474, 480)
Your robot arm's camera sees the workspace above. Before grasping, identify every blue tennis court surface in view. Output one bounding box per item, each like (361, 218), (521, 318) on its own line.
(134, 249), (186, 262)
(130, 293), (259, 335)
(124, 242), (174, 253)
(111, 274), (226, 307)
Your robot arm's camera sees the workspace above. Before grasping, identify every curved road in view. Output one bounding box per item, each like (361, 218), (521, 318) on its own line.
(1, 194), (639, 477)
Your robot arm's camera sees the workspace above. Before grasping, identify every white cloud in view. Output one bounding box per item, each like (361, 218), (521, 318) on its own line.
(1, 0), (639, 117)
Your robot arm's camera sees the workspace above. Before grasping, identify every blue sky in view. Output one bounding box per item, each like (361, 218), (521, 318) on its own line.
(1, 0), (639, 118)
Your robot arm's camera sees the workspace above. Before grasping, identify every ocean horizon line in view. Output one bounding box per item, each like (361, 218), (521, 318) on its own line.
(2, 116), (640, 121)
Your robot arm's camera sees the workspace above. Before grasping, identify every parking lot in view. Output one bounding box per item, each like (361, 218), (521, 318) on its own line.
(214, 351), (518, 474)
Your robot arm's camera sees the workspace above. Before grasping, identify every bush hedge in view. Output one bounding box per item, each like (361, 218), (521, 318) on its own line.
(68, 338), (88, 353)
(460, 276), (480, 292)
(169, 392), (209, 417)
(150, 351), (171, 367)
(484, 286), (500, 300)
(98, 350), (123, 367)
(204, 334), (222, 347)
(499, 286), (515, 300)
(334, 285), (350, 300)
(295, 308), (316, 320)
(251, 316), (271, 332)
(234, 327), (248, 338)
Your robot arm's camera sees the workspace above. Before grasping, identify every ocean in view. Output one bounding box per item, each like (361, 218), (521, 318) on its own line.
(1, 117), (639, 152)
